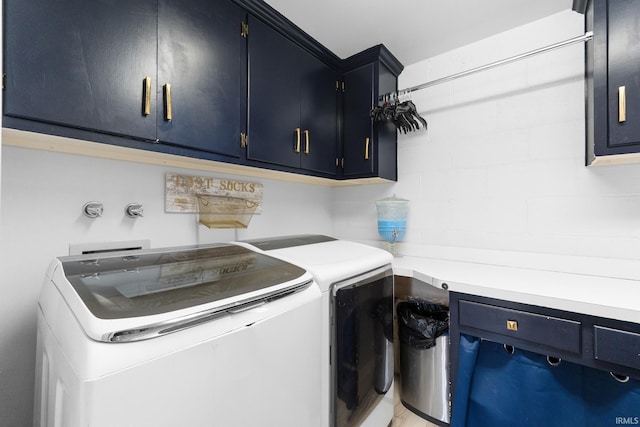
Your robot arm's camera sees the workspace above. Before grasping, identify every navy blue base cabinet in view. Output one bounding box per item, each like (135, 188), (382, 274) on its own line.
(449, 292), (640, 426)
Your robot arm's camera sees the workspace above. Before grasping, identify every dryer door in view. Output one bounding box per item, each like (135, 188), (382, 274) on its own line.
(331, 266), (394, 427)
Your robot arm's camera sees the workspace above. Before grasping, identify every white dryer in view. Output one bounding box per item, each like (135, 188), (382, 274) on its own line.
(239, 235), (394, 427)
(35, 244), (322, 427)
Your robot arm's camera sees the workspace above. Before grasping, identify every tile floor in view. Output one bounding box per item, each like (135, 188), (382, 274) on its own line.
(392, 377), (441, 427)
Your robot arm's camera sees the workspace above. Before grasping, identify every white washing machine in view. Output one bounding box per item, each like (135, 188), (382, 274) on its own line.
(239, 235), (394, 427)
(34, 243), (322, 427)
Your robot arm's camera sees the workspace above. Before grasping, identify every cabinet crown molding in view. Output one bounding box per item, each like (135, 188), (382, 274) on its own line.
(340, 44), (404, 76)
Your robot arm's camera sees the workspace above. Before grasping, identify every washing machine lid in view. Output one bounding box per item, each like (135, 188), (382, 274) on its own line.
(239, 236), (393, 292)
(52, 244), (311, 342)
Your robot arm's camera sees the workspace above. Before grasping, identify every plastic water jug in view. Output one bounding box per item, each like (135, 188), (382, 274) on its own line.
(376, 194), (408, 255)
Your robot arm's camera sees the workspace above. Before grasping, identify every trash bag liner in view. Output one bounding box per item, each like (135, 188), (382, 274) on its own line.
(397, 299), (449, 349)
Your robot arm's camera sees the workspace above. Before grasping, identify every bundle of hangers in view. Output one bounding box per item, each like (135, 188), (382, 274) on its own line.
(370, 93), (427, 134)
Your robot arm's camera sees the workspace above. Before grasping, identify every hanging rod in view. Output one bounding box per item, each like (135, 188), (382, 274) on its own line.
(384, 31), (593, 100)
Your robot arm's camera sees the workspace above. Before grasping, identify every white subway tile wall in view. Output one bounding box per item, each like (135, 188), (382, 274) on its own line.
(334, 10), (640, 260)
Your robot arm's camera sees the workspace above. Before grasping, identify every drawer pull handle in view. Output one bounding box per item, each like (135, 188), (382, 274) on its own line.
(547, 356), (562, 366)
(619, 86), (626, 123)
(364, 137), (370, 160)
(610, 372), (630, 383)
(503, 344), (515, 355)
(506, 320), (518, 331)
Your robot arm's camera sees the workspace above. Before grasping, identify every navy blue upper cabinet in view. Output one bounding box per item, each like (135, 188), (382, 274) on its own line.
(341, 46), (403, 181)
(587, 0), (640, 164)
(3, 0), (158, 140)
(157, 0), (246, 158)
(4, 0), (245, 159)
(247, 17), (338, 176)
(3, 0), (400, 181)
(342, 64), (375, 177)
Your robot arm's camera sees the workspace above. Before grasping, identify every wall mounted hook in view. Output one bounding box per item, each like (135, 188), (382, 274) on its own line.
(83, 202), (103, 218)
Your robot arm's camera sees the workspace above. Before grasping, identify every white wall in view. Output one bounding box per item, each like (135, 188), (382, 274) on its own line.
(334, 10), (640, 261)
(0, 144), (333, 425)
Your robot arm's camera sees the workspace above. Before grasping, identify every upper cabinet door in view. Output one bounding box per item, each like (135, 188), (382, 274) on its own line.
(157, 0), (246, 158)
(342, 64), (375, 177)
(340, 46), (400, 181)
(606, 0), (640, 148)
(588, 0), (640, 162)
(247, 17), (338, 176)
(299, 53), (339, 175)
(247, 17), (301, 168)
(3, 0), (158, 141)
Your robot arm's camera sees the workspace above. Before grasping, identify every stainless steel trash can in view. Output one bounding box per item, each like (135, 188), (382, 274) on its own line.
(397, 300), (450, 426)
(400, 334), (450, 425)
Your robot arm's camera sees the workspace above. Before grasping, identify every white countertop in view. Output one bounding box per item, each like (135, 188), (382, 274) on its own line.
(385, 244), (640, 324)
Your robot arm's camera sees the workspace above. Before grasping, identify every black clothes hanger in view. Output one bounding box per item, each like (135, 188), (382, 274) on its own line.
(370, 95), (427, 134)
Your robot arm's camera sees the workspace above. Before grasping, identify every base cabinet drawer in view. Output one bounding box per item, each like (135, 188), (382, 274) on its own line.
(594, 325), (640, 370)
(458, 300), (582, 354)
